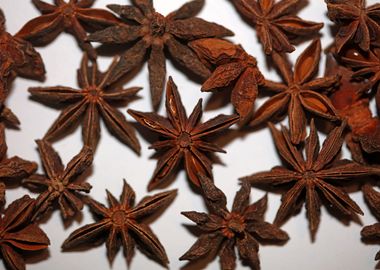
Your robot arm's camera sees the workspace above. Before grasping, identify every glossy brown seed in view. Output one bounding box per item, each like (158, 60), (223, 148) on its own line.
(180, 175), (288, 270)
(28, 54), (141, 153)
(88, 0), (233, 109)
(241, 120), (380, 240)
(62, 180), (177, 266)
(128, 77), (239, 191)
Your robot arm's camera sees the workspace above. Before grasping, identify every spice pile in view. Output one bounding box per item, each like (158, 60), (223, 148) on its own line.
(1, 0), (380, 269)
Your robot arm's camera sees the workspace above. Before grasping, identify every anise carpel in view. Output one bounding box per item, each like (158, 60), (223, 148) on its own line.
(231, 0), (323, 54)
(180, 175), (288, 270)
(326, 0), (380, 52)
(22, 140), (93, 221)
(0, 195), (50, 270)
(62, 180), (177, 266)
(88, 0), (233, 109)
(189, 38), (265, 119)
(241, 119), (380, 239)
(128, 77), (239, 191)
(250, 39), (340, 145)
(16, 0), (121, 59)
(28, 54), (141, 152)
(361, 184), (380, 261)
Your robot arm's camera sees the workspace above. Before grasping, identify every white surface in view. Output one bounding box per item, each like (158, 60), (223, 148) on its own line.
(2, 0), (379, 269)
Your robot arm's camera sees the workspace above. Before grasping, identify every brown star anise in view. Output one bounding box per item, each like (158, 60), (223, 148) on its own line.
(241, 120), (380, 239)
(250, 39), (340, 144)
(0, 195), (50, 270)
(180, 175), (288, 269)
(326, 0), (380, 52)
(189, 38), (265, 119)
(0, 125), (37, 206)
(62, 180), (177, 266)
(128, 77), (239, 191)
(29, 54), (141, 152)
(23, 140), (93, 220)
(88, 0), (233, 109)
(361, 184), (380, 261)
(231, 0), (323, 54)
(16, 0), (120, 59)
(0, 9), (45, 102)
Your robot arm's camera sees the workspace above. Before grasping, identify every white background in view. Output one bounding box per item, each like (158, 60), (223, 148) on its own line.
(2, 0), (379, 269)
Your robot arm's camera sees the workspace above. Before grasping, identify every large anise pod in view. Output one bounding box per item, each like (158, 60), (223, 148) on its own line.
(29, 54), (141, 152)
(0, 125), (37, 206)
(361, 184), (380, 261)
(325, 51), (380, 161)
(180, 175), (288, 270)
(231, 0), (323, 54)
(128, 77), (239, 191)
(0, 195), (50, 270)
(16, 0), (120, 59)
(241, 120), (380, 239)
(326, 0), (380, 52)
(23, 140), (93, 220)
(0, 9), (45, 102)
(189, 38), (265, 119)
(250, 39), (340, 144)
(88, 0), (233, 109)
(62, 180), (177, 266)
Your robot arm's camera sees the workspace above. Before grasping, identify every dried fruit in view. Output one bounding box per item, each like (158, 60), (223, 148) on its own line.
(29, 54), (141, 152)
(62, 180), (177, 266)
(16, 0), (120, 59)
(88, 0), (233, 109)
(231, 0), (323, 54)
(128, 77), (239, 190)
(250, 39), (340, 144)
(180, 175), (288, 269)
(23, 140), (93, 220)
(190, 38), (264, 118)
(0, 195), (50, 270)
(241, 119), (380, 239)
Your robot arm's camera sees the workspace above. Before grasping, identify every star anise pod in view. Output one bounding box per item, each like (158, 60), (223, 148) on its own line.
(189, 38), (265, 119)
(0, 9), (45, 102)
(361, 184), (380, 261)
(241, 120), (380, 239)
(23, 140), (93, 221)
(0, 125), (37, 206)
(62, 180), (177, 266)
(16, 0), (121, 59)
(128, 77), (239, 191)
(88, 0), (233, 109)
(180, 175), (288, 270)
(326, 0), (380, 52)
(231, 0), (323, 54)
(250, 39), (340, 144)
(0, 195), (50, 270)
(29, 54), (141, 152)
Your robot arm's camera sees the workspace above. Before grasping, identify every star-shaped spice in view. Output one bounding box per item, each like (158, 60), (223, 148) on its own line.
(326, 0), (380, 52)
(88, 0), (233, 109)
(16, 0), (120, 59)
(231, 0), (323, 54)
(0, 195), (50, 270)
(180, 175), (288, 269)
(250, 39), (340, 144)
(241, 120), (380, 239)
(128, 77), (239, 191)
(29, 54), (141, 152)
(0, 125), (37, 206)
(189, 38), (265, 119)
(0, 9), (45, 102)
(62, 180), (177, 266)
(361, 184), (380, 261)
(23, 140), (93, 221)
